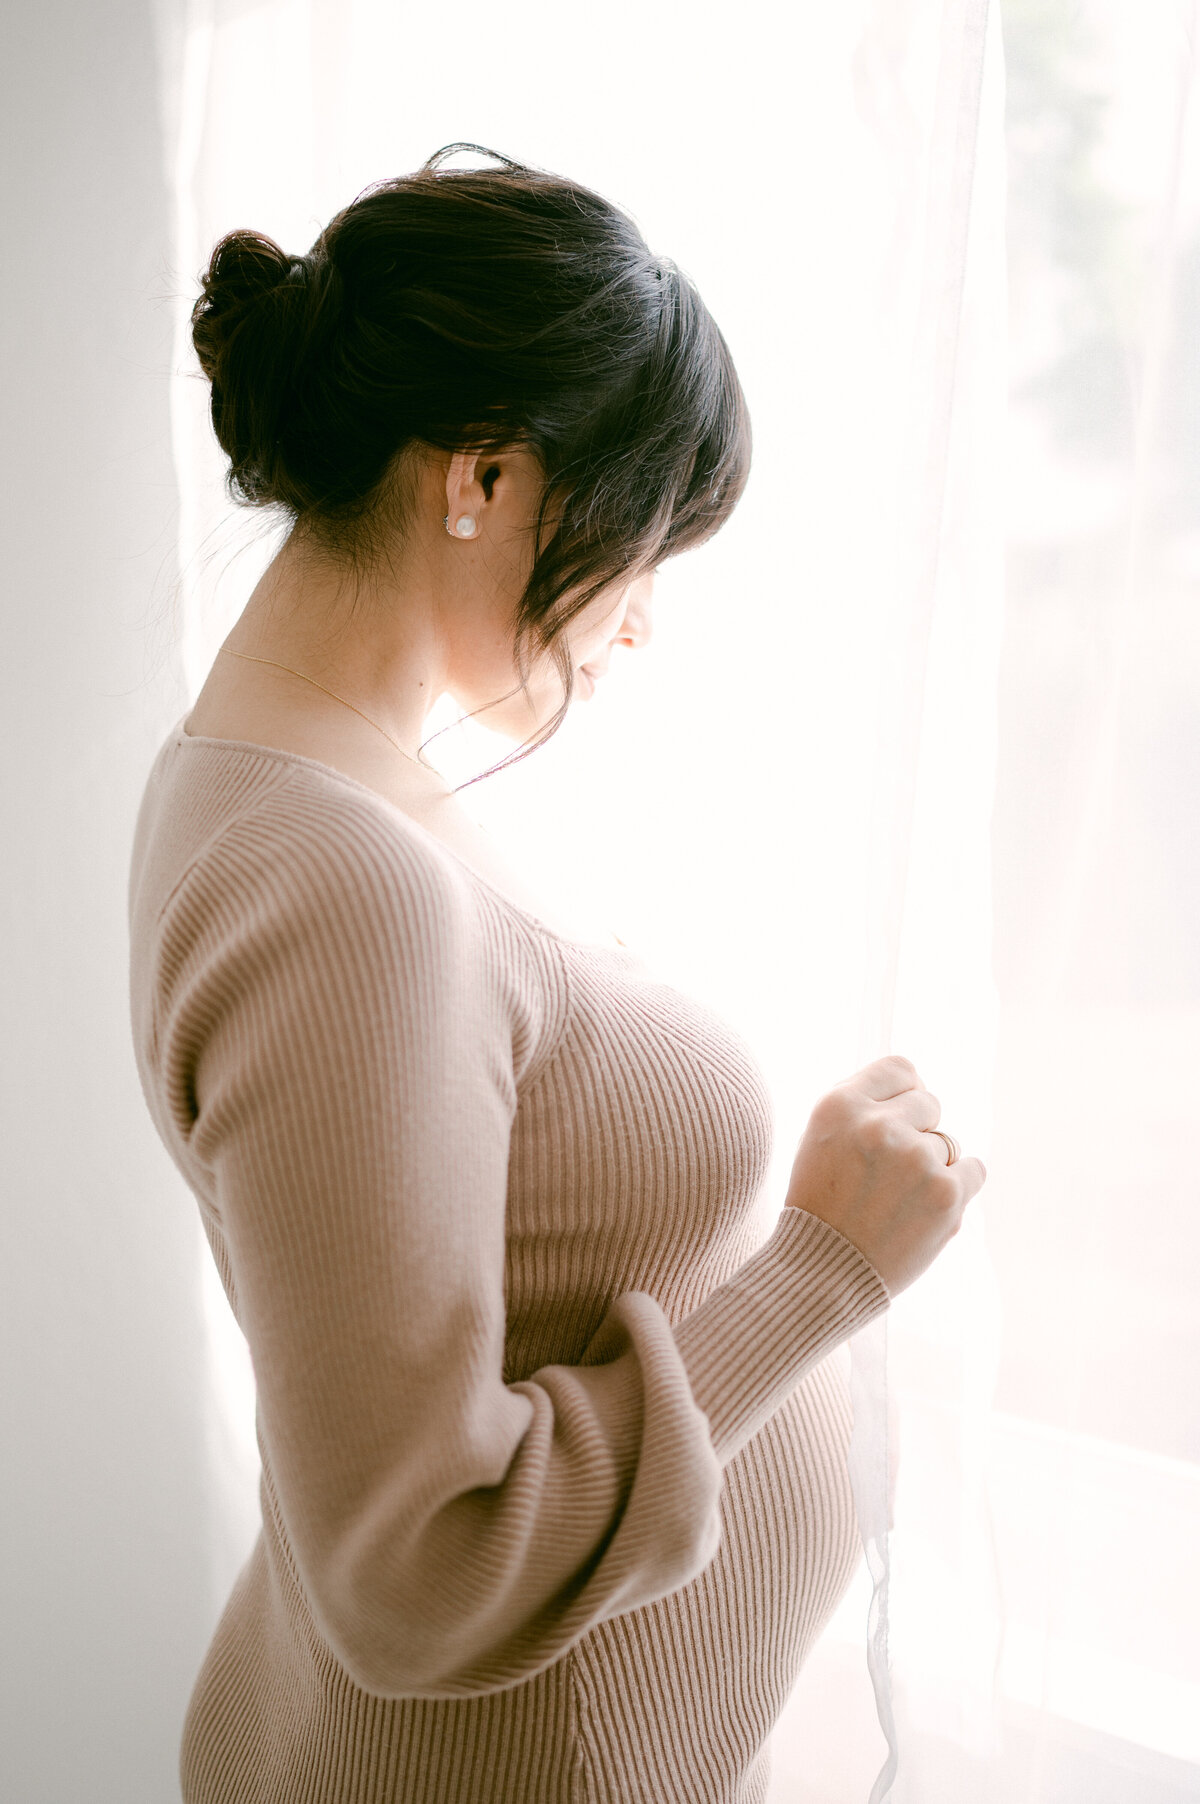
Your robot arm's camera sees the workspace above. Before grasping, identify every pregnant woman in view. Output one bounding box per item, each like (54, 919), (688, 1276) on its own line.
(128, 142), (985, 1804)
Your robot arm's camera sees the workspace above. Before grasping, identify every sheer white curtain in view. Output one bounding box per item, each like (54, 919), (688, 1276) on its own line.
(143, 0), (1199, 1799)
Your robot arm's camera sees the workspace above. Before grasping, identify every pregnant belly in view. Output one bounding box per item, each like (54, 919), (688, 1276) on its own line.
(570, 1351), (862, 1801)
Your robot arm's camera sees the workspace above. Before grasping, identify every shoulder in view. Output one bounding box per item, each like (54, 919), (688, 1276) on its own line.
(150, 759), (569, 1091)
(162, 757), (474, 930)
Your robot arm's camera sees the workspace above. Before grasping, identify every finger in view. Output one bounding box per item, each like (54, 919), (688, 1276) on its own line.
(849, 1054), (925, 1102)
(891, 1089), (941, 1131)
(918, 1126), (959, 1165)
(957, 1155), (987, 1200)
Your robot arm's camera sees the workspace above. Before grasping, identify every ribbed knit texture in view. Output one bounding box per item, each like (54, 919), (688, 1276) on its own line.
(127, 720), (892, 1804)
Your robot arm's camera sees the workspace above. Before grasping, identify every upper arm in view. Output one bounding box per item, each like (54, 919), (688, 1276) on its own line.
(178, 800), (524, 1504)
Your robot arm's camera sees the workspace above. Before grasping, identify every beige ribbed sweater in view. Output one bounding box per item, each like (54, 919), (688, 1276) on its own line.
(127, 718), (891, 1804)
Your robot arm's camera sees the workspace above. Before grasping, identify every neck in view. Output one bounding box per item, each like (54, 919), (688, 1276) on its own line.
(223, 534), (446, 757)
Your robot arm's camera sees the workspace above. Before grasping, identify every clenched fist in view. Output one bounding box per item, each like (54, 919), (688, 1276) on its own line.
(785, 1054), (987, 1297)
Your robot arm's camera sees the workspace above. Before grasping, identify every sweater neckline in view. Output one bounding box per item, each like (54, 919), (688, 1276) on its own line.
(172, 714), (633, 957)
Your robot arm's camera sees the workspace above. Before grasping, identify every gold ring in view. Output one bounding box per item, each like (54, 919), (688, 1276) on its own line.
(926, 1129), (960, 1165)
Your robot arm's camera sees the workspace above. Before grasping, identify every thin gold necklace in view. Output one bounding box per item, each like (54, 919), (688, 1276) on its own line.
(221, 647), (445, 782)
(224, 645), (633, 949)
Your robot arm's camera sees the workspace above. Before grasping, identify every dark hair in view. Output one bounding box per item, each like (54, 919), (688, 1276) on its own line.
(191, 142), (752, 783)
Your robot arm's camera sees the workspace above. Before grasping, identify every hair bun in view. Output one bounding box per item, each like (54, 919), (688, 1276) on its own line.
(191, 230), (297, 374)
(190, 230), (329, 506)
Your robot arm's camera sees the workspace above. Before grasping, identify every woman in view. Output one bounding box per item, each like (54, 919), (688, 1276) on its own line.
(128, 143), (984, 1804)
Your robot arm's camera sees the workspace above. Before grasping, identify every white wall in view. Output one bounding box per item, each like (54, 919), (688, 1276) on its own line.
(1, 3), (219, 1799)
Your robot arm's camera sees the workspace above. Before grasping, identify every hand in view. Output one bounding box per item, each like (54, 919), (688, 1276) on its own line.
(784, 1054), (987, 1297)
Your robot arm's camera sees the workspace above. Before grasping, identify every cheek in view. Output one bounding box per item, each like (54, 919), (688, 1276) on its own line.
(573, 609), (622, 663)
(578, 584), (629, 640)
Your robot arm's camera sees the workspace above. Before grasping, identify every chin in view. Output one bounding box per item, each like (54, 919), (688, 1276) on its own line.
(466, 662), (591, 744)
(472, 693), (566, 746)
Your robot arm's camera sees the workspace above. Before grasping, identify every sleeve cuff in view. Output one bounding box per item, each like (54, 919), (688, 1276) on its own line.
(672, 1207), (891, 1466)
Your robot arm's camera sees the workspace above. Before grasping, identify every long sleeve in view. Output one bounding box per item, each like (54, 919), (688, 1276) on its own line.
(143, 780), (889, 1705)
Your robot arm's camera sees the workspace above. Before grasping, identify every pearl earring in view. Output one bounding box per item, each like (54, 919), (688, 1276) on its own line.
(452, 514), (477, 538)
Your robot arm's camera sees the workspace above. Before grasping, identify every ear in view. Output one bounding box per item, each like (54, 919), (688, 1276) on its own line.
(444, 449), (483, 531)
(443, 448), (517, 534)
